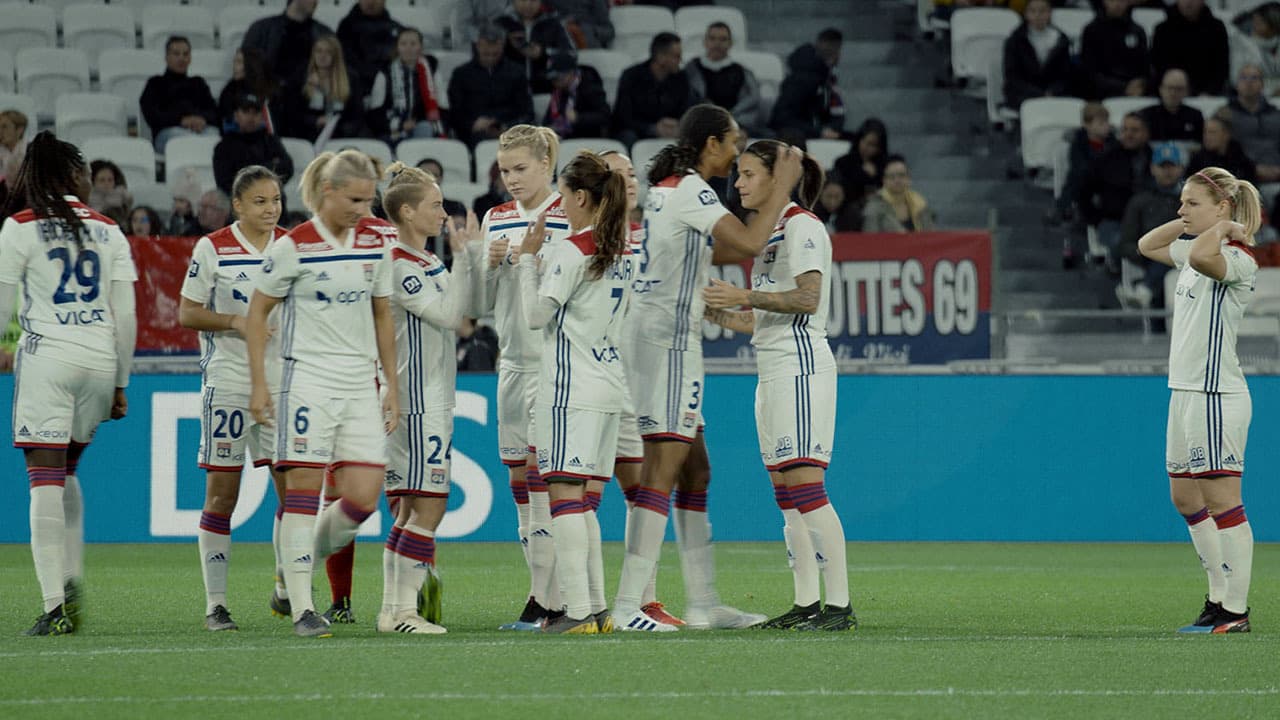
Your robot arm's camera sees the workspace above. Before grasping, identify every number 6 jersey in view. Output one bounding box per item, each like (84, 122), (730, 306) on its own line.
(0, 196), (138, 373)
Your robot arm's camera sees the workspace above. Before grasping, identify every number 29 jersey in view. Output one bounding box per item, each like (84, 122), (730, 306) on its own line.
(0, 197), (138, 373)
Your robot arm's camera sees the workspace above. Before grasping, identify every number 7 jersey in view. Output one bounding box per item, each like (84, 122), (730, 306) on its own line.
(0, 197), (138, 373)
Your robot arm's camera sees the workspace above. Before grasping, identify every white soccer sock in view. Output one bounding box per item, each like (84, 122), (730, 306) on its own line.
(584, 508), (606, 614)
(550, 500), (591, 620)
(198, 512), (232, 615)
(1216, 507), (1253, 614)
(29, 479), (66, 613)
(281, 489), (320, 620)
(381, 525), (402, 616)
(800, 503), (850, 609)
(624, 500), (659, 605)
(615, 494), (670, 615)
(272, 508), (288, 598)
(528, 489), (560, 609)
(394, 524), (435, 615)
(1184, 510), (1228, 603)
(314, 498), (372, 561)
(674, 491), (719, 609)
(782, 508), (821, 607)
(62, 474), (83, 582)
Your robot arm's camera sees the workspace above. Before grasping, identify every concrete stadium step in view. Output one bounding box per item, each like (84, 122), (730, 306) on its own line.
(914, 179), (1008, 204)
(910, 155), (999, 181)
(1000, 269), (1095, 294)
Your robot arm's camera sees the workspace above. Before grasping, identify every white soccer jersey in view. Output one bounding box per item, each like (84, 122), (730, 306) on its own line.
(537, 229), (632, 411)
(391, 241), (461, 413)
(180, 223), (288, 394)
(480, 194), (571, 372)
(630, 171), (730, 351)
(751, 204), (837, 381)
(1167, 237), (1258, 394)
(256, 216), (393, 396)
(0, 197), (138, 373)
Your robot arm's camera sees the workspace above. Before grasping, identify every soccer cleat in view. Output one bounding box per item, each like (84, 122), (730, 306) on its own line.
(594, 610), (615, 634)
(322, 597), (356, 624)
(794, 604), (858, 632)
(758, 602), (820, 630)
(617, 610), (679, 632)
(377, 611), (447, 635)
(641, 601), (685, 627)
(1209, 607), (1251, 634)
(63, 578), (84, 631)
(24, 606), (74, 636)
(499, 596), (547, 631)
(684, 605), (767, 630)
(293, 609), (333, 638)
(269, 589), (292, 619)
(418, 565), (443, 625)
(542, 615), (599, 634)
(1177, 595), (1223, 634)
(205, 605), (239, 632)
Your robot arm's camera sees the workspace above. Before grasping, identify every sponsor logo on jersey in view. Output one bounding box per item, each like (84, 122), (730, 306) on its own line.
(188, 260), (200, 277)
(294, 438), (307, 453)
(637, 416), (658, 430)
(632, 279), (662, 294)
(776, 436), (794, 456)
(430, 468), (447, 486)
(385, 469), (403, 484)
(232, 288), (249, 304)
(763, 247), (777, 263)
(56, 309), (106, 326)
(17, 425), (29, 437)
(262, 258), (274, 273)
(234, 271), (250, 282)
(316, 291), (331, 304)
(537, 448), (549, 463)
(216, 442), (232, 458)
(364, 263), (374, 281)
(1224, 454), (1239, 465)
(568, 456), (582, 468)
(317, 271), (330, 281)
(591, 346), (620, 363)
(1189, 446), (1206, 468)
(402, 276), (424, 295)
(697, 189), (718, 206)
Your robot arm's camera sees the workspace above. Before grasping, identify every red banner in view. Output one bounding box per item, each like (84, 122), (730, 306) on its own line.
(130, 235), (200, 355)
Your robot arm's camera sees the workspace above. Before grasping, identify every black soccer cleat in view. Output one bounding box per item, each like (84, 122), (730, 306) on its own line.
(293, 609), (333, 638)
(1209, 607), (1251, 634)
(1176, 594), (1222, 633)
(757, 602), (819, 630)
(205, 605), (239, 631)
(499, 596), (548, 631)
(794, 604), (858, 632)
(24, 605), (74, 636)
(322, 597), (356, 624)
(269, 589), (292, 619)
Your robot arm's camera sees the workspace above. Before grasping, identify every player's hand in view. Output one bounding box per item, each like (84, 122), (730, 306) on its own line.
(110, 388), (128, 419)
(703, 278), (749, 309)
(250, 384), (274, 427)
(518, 213), (547, 257)
(1217, 220), (1248, 242)
(383, 395), (399, 435)
(448, 209), (481, 255)
(488, 237), (511, 268)
(771, 145), (805, 198)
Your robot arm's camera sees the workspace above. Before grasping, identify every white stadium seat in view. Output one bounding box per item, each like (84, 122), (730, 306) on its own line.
(55, 93), (129, 148)
(577, 49), (631, 106)
(1020, 97), (1085, 172)
(805, 138), (851, 172)
(98, 48), (162, 137)
(1186, 96), (1228, 120)
(142, 6), (216, 51)
(610, 5), (675, 59)
(189, 48), (235, 98)
(63, 4), (138, 69)
(630, 137), (674, 196)
(328, 138), (394, 166)
(675, 4), (748, 54)
(1102, 96), (1156, 130)
(280, 137), (317, 179)
(1131, 8), (1164, 41)
(446, 180), (488, 209)
(165, 134), (219, 195)
(395, 0), (458, 49)
(1051, 8), (1093, 54)
(432, 51), (471, 109)
(0, 94), (38, 142)
(218, 4), (277, 53)
(0, 52), (12, 95)
(949, 7), (1020, 85)
(130, 182), (175, 224)
(0, 3), (58, 56)
(396, 138), (472, 184)
(81, 136), (157, 185)
(16, 48), (91, 120)
(533, 93), (551, 123)
(736, 49), (784, 120)
(557, 138), (629, 173)
(473, 138), (500, 185)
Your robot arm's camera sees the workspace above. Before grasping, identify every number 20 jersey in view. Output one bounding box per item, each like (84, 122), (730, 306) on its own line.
(0, 198), (138, 373)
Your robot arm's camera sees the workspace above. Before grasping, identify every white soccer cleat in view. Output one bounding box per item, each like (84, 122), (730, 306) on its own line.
(377, 610), (447, 635)
(684, 605), (767, 630)
(617, 610), (679, 632)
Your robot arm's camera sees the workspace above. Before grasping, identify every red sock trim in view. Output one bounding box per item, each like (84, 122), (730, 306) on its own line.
(674, 489), (707, 512)
(790, 482), (830, 513)
(395, 527), (436, 564)
(584, 490), (602, 512)
(1182, 507), (1210, 526)
(27, 466), (65, 488)
(199, 511), (231, 535)
(527, 467), (548, 493)
(283, 488), (321, 515)
(385, 525), (403, 552)
(550, 498), (586, 518)
(510, 476), (529, 505)
(633, 487), (670, 517)
(1214, 505), (1247, 530)
(773, 484), (794, 511)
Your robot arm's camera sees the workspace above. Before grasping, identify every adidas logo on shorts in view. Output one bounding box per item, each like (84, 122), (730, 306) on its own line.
(317, 271), (331, 281)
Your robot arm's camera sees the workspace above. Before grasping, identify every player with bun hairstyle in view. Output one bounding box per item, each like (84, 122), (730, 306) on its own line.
(478, 124), (573, 630)
(375, 161), (480, 634)
(515, 151), (632, 633)
(0, 132), (137, 635)
(1138, 166), (1261, 634)
(178, 165), (287, 632)
(246, 149), (398, 638)
(704, 140), (855, 631)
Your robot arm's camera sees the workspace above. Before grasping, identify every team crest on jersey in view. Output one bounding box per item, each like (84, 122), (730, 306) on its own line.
(262, 258), (274, 273)
(188, 260), (200, 277)
(216, 442), (232, 459)
(402, 276), (423, 294)
(430, 469), (446, 486)
(682, 412), (697, 429)
(363, 263), (374, 281)
(763, 247), (777, 263)
(537, 448), (549, 464)
(776, 436), (794, 456)
(294, 438), (307, 453)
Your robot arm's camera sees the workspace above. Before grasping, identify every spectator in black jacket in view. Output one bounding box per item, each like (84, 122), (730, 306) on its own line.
(1078, 111), (1153, 270)
(140, 36), (220, 153)
(213, 94), (295, 196)
(1151, 0), (1229, 96)
(769, 28), (845, 146)
(1080, 0), (1150, 99)
(543, 53), (610, 139)
(831, 117), (888, 206)
(1139, 69), (1204, 142)
(612, 32), (694, 147)
(1117, 142), (1186, 309)
(685, 22), (763, 135)
(496, 0), (577, 94)
(241, 0), (334, 98)
(1055, 101), (1117, 222)
(1185, 115), (1257, 184)
(1228, 64), (1280, 182)
(337, 0), (404, 100)
(1002, 0), (1072, 110)
(448, 24), (535, 145)
(217, 48), (277, 134)
(275, 35), (369, 142)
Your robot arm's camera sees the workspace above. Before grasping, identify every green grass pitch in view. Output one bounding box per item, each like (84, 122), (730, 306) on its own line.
(0, 542), (1276, 719)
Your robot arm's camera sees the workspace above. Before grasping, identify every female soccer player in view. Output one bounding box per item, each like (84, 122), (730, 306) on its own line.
(613, 104), (802, 632)
(0, 132), (137, 635)
(515, 151), (632, 634)
(246, 149), (399, 638)
(1138, 167), (1261, 634)
(376, 161), (479, 635)
(477, 125), (572, 630)
(703, 140), (855, 631)
(178, 165), (286, 632)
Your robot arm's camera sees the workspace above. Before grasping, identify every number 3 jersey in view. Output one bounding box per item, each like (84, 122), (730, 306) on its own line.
(256, 216), (394, 397)
(751, 204), (836, 381)
(0, 197), (138, 373)
(180, 222), (288, 394)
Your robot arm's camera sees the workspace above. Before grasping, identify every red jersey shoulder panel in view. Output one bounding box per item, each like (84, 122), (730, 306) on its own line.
(567, 230), (596, 255)
(207, 226), (249, 254)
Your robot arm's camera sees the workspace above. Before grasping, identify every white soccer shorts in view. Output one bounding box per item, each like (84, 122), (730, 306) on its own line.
(385, 409), (453, 497)
(12, 352), (112, 449)
(274, 388), (386, 470)
(497, 368), (538, 466)
(1166, 389), (1249, 478)
(615, 384), (643, 463)
(755, 370), (836, 472)
(534, 404), (620, 482)
(627, 340), (704, 442)
(196, 386), (273, 471)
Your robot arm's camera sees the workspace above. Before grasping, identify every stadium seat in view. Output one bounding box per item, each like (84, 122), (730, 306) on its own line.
(395, 137), (471, 183)
(532, 93), (551, 123)
(805, 138), (851, 172)
(1052, 140), (1071, 200)
(0, 52), (12, 95)
(98, 48), (161, 138)
(16, 48), (91, 120)
(63, 4), (138, 70)
(1051, 8), (1093, 54)
(81, 136), (157, 185)
(0, 3), (58, 57)
(736, 50), (784, 109)
(577, 49), (630, 106)
(315, 3), (346, 33)
(1020, 97), (1085, 172)
(408, 0), (458, 49)
(474, 138), (500, 184)
(218, 4), (277, 54)
(165, 134), (219, 194)
(55, 93), (129, 147)
(557, 138), (628, 173)
(1186, 95), (1227, 120)
(189, 48), (234, 99)
(1102, 96), (1155, 130)
(985, 51), (1019, 128)
(329, 138), (393, 166)
(630, 138), (673, 194)
(948, 7), (1020, 86)
(432, 51), (471, 109)
(1131, 8), (1164, 41)
(610, 5), (675, 59)
(142, 6), (216, 51)
(280, 137), (317, 178)
(446, 180), (488, 209)
(675, 5), (748, 52)
(0, 93), (38, 142)
(130, 182), (175, 224)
